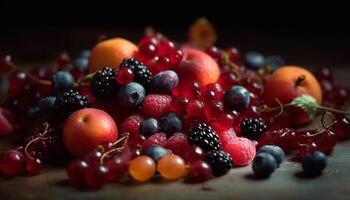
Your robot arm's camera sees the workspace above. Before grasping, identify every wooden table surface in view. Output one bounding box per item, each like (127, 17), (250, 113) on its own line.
(0, 66), (349, 200)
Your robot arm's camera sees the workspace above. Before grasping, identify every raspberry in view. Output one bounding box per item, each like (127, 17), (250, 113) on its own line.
(165, 132), (189, 157)
(141, 94), (172, 119)
(223, 137), (256, 166)
(214, 128), (237, 148)
(120, 114), (144, 137)
(142, 132), (167, 149)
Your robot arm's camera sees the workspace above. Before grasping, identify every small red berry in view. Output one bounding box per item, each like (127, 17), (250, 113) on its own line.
(226, 47), (240, 63)
(186, 100), (205, 120)
(170, 96), (189, 116)
(67, 159), (89, 185)
(116, 68), (134, 85)
(26, 158), (43, 175)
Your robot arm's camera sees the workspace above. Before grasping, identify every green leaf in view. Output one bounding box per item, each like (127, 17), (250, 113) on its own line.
(290, 95), (318, 118)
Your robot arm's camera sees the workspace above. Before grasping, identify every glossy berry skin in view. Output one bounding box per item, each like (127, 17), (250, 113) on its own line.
(183, 145), (205, 163)
(66, 159), (89, 185)
(258, 128), (297, 154)
(0, 149), (24, 177)
(204, 100), (224, 122)
(227, 47), (239, 63)
(84, 150), (103, 165)
(152, 70), (179, 94)
(52, 71), (75, 92)
(257, 145), (285, 167)
(143, 145), (169, 161)
(218, 72), (239, 91)
(140, 118), (160, 137)
(200, 83), (223, 104)
(205, 46), (221, 61)
(85, 165), (109, 189)
(223, 86), (250, 111)
(186, 100), (205, 120)
(26, 158), (43, 175)
(252, 153), (278, 178)
(105, 155), (129, 182)
(139, 42), (157, 60)
(212, 113), (235, 131)
(244, 51), (266, 70)
(157, 154), (187, 180)
(186, 160), (212, 182)
(182, 81), (201, 100)
(170, 96), (189, 116)
(129, 156), (156, 182)
(169, 49), (183, 65)
(332, 117), (350, 139)
(118, 82), (145, 108)
(159, 112), (182, 137)
(302, 151), (327, 175)
(116, 67), (134, 85)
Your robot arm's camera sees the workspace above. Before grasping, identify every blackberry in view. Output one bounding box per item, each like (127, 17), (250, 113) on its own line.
(240, 118), (267, 140)
(120, 58), (152, 87)
(188, 123), (221, 151)
(54, 89), (89, 118)
(91, 67), (118, 99)
(206, 151), (233, 176)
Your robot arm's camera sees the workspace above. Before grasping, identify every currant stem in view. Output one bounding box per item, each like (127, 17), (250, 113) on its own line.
(98, 133), (130, 165)
(24, 122), (53, 160)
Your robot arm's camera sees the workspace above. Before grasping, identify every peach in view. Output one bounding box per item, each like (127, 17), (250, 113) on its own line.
(63, 108), (118, 157)
(89, 38), (138, 73)
(264, 66), (322, 125)
(177, 48), (220, 89)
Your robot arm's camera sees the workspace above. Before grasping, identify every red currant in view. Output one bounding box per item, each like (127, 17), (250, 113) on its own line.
(212, 113), (235, 131)
(156, 56), (171, 71)
(85, 165), (108, 189)
(139, 42), (157, 60)
(182, 81), (201, 99)
(26, 158), (43, 175)
(183, 145), (205, 163)
(218, 72), (239, 91)
(186, 100), (205, 120)
(204, 100), (224, 121)
(200, 83), (223, 103)
(205, 46), (221, 61)
(84, 150), (103, 165)
(116, 68), (134, 85)
(169, 49), (183, 66)
(67, 159), (89, 185)
(157, 40), (175, 56)
(186, 160), (212, 182)
(258, 128), (297, 154)
(0, 149), (24, 176)
(105, 155), (129, 182)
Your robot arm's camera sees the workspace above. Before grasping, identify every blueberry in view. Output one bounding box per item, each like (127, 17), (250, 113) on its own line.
(38, 96), (56, 114)
(27, 107), (41, 119)
(144, 145), (168, 161)
(52, 71), (75, 92)
(79, 50), (91, 58)
(258, 145), (285, 167)
(223, 85), (250, 111)
(159, 112), (182, 137)
(118, 82), (145, 108)
(152, 70), (179, 94)
(302, 151), (327, 175)
(73, 57), (88, 71)
(266, 55), (285, 71)
(244, 51), (266, 70)
(252, 153), (278, 178)
(140, 118), (159, 137)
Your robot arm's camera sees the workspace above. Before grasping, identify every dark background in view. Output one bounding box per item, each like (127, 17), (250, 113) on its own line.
(0, 0), (348, 67)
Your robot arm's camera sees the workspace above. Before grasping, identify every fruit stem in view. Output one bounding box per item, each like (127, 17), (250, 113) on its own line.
(27, 73), (52, 86)
(77, 72), (96, 86)
(98, 133), (129, 165)
(314, 104), (350, 115)
(220, 52), (241, 80)
(24, 122), (53, 160)
(295, 75), (306, 86)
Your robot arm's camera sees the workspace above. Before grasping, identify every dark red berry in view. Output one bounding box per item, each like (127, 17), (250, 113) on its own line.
(67, 159), (89, 185)
(85, 165), (108, 189)
(116, 68), (134, 85)
(26, 158), (43, 175)
(0, 149), (24, 177)
(187, 160), (212, 182)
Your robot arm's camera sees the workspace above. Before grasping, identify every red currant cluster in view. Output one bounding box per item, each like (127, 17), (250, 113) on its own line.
(135, 33), (183, 74)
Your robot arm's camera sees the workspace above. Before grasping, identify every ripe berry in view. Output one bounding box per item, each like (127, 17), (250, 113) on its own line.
(212, 113), (235, 131)
(165, 132), (189, 157)
(67, 159), (89, 185)
(302, 151), (327, 175)
(26, 158), (43, 175)
(118, 82), (145, 108)
(120, 114), (144, 137)
(205, 151), (232, 177)
(140, 118), (160, 137)
(0, 108), (15, 136)
(205, 46), (221, 61)
(91, 67), (118, 99)
(218, 72), (239, 91)
(120, 58), (152, 87)
(252, 153), (277, 178)
(224, 137), (256, 166)
(55, 52), (71, 67)
(227, 47), (240, 63)
(258, 128), (297, 154)
(223, 85), (250, 111)
(183, 145), (205, 163)
(170, 96), (189, 116)
(156, 56), (171, 71)
(182, 81), (201, 100)
(244, 51), (266, 70)
(105, 155), (129, 182)
(129, 156), (156, 182)
(139, 42), (157, 60)
(169, 49), (183, 65)
(0, 55), (13, 73)
(142, 132), (167, 149)
(159, 112), (182, 137)
(204, 100), (224, 121)
(152, 70), (179, 94)
(186, 100), (205, 120)
(141, 94), (172, 119)
(54, 89), (89, 119)
(0, 149), (24, 176)
(157, 40), (175, 57)
(200, 83), (223, 103)
(84, 150), (103, 165)
(187, 160), (212, 182)
(240, 118), (267, 140)
(188, 123), (221, 152)
(85, 165), (109, 189)
(52, 71), (75, 92)
(257, 145), (285, 167)
(116, 67), (134, 85)
(157, 154), (187, 180)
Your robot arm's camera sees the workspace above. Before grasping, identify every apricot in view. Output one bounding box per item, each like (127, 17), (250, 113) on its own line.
(89, 38), (138, 73)
(264, 66), (322, 125)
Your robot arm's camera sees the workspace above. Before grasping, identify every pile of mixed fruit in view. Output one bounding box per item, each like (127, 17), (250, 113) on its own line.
(0, 19), (349, 189)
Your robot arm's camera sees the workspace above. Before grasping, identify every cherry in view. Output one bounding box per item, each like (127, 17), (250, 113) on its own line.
(85, 165), (108, 189)
(218, 72), (239, 91)
(116, 68), (134, 85)
(157, 40), (175, 56)
(186, 160), (212, 182)
(105, 155), (129, 182)
(84, 150), (103, 165)
(170, 96), (189, 116)
(205, 46), (221, 61)
(67, 159), (89, 185)
(0, 149), (25, 177)
(204, 100), (224, 122)
(183, 145), (205, 163)
(26, 158), (43, 175)
(332, 117), (350, 139)
(138, 35), (159, 47)
(298, 142), (318, 159)
(297, 129), (337, 155)
(169, 49), (183, 66)
(258, 128), (297, 154)
(200, 83), (223, 103)
(226, 47), (239, 63)
(139, 42), (157, 60)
